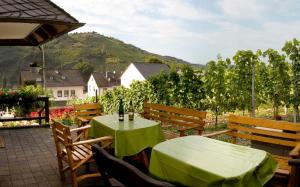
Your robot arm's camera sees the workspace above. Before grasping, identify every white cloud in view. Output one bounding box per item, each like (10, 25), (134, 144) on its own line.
(51, 0), (300, 64)
(218, 0), (267, 20)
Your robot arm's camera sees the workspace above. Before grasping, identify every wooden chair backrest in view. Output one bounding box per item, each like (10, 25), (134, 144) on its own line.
(92, 144), (175, 187)
(74, 103), (101, 120)
(143, 103), (207, 128)
(51, 120), (74, 165)
(227, 115), (300, 147)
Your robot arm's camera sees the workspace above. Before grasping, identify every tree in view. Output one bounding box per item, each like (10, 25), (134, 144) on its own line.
(204, 56), (230, 126)
(263, 48), (291, 119)
(282, 39), (300, 122)
(178, 65), (205, 110)
(148, 71), (170, 105)
(147, 57), (163, 64)
(232, 50), (260, 116)
(74, 61), (94, 82)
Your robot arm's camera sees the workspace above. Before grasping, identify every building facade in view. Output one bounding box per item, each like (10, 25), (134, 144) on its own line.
(121, 62), (169, 88)
(87, 72), (120, 97)
(20, 69), (86, 102)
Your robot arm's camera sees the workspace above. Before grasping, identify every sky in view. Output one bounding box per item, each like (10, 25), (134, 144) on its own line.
(52, 0), (300, 65)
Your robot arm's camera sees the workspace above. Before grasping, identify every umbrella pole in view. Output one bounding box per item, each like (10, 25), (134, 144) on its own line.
(39, 45), (46, 92)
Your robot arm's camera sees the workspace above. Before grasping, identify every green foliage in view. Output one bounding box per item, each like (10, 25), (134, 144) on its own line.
(263, 48), (291, 117)
(99, 86), (128, 114)
(99, 66), (206, 114)
(67, 96), (96, 105)
(204, 56), (230, 124)
(75, 61), (94, 81)
(127, 80), (155, 112)
(282, 38), (300, 120)
(0, 85), (44, 116)
(147, 58), (163, 64)
(231, 50), (260, 114)
(0, 32), (193, 86)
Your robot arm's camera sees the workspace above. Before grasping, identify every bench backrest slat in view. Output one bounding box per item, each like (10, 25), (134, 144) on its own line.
(143, 103), (206, 137)
(228, 131), (297, 147)
(144, 103), (206, 119)
(227, 123), (300, 140)
(229, 115), (300, 131)
(228, 115), (300, 147)
(147, 110), (205, 125)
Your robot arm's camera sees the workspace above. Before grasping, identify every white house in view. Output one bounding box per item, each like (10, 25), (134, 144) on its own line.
(20, 69), (85, 102)
(87, 72), (120, 97)
(121, 62), (169, 87)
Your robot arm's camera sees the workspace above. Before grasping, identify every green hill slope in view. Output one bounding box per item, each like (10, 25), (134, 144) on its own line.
(0, 32), (198, 86)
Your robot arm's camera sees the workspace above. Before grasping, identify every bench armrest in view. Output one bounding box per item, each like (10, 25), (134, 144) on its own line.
(290, 142), (300, 158)
(70, 125), (91, 133)
(202, 129), (233, 138)
(76, 116), (90, 123)
(76, 116), (90, 127)
(289, 159), (300, 166)
(73, 136), (113, 147)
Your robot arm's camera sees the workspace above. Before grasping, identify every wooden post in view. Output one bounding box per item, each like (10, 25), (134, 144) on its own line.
(95, 90), (98, 103)
(45, 97), (49, 124)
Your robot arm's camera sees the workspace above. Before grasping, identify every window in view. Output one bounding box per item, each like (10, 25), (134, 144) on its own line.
(64, 90), (69, 97)
(71, 90), (75, 97)
(57, 90), (62, 97)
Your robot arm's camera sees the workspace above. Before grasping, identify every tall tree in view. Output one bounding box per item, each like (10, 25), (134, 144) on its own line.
(263, 49), (291, 119)
(204, 56), (230, 126)
(282, 39), (300, 122)
(232, 50), (260, 116)
(178, 65), (205, 110)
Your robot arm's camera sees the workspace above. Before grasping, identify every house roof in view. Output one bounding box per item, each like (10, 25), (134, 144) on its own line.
(0, 0), (84, 46)
(20, 69), (85, 87)
(92, 72), (120, 88)
(132, 62), (169, 79)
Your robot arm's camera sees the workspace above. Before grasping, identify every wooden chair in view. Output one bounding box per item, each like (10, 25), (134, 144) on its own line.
(51, 119), (113, 187)
(288, 159), (300, 187)
(74, 103), (101, 127)
(92, 144), (176, 187)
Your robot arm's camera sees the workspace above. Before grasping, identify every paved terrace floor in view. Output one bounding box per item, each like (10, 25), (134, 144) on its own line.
(0, 127), (104, 187)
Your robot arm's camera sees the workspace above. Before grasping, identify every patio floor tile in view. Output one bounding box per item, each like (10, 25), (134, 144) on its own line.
(0, 128), (104, 187)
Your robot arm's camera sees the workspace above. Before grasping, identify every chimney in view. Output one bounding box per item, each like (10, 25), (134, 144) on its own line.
(105, 71), (108, 78)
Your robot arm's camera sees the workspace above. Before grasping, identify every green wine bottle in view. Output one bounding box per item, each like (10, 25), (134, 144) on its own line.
(128, 101), (134, 121)
(118, 99), (124, 121)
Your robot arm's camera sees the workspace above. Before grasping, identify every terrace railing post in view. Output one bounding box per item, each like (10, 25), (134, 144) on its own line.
(44, 97), (50, 124)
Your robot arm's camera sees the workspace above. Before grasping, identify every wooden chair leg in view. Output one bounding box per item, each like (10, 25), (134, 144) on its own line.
(288, 167), (297, 187)
(141, 150), (149, 168)
(71, 170), (78, 187)
(57, 157), (65, 181)
(85, 163), (90, 172)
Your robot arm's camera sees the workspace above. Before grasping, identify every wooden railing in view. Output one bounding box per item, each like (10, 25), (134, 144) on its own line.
(0, 96), (49, 125)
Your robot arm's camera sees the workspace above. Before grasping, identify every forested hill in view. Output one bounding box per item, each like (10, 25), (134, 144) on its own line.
(0, 32), (198, 86)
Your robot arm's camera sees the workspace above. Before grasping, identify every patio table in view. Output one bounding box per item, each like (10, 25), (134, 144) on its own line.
(149, 136), (277, 187)
(89, 114), (165, 157)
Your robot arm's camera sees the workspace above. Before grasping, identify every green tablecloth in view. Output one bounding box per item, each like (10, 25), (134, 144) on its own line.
(89, 114), (165, 157)
(149, 136), (277, 187)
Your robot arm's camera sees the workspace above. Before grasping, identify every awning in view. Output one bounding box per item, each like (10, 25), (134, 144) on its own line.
(0, 0), (84, 46)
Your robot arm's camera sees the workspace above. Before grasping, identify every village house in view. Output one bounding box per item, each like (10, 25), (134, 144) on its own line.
(121, 62), (169, 87)
(87, 71), (120, 97)
(20, 69), (85, 102)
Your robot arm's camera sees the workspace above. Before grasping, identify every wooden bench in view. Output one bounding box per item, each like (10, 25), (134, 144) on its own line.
(74, 103), (102, 127)
(142, 103), (207, 139)
(203, 114), (300, 187)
